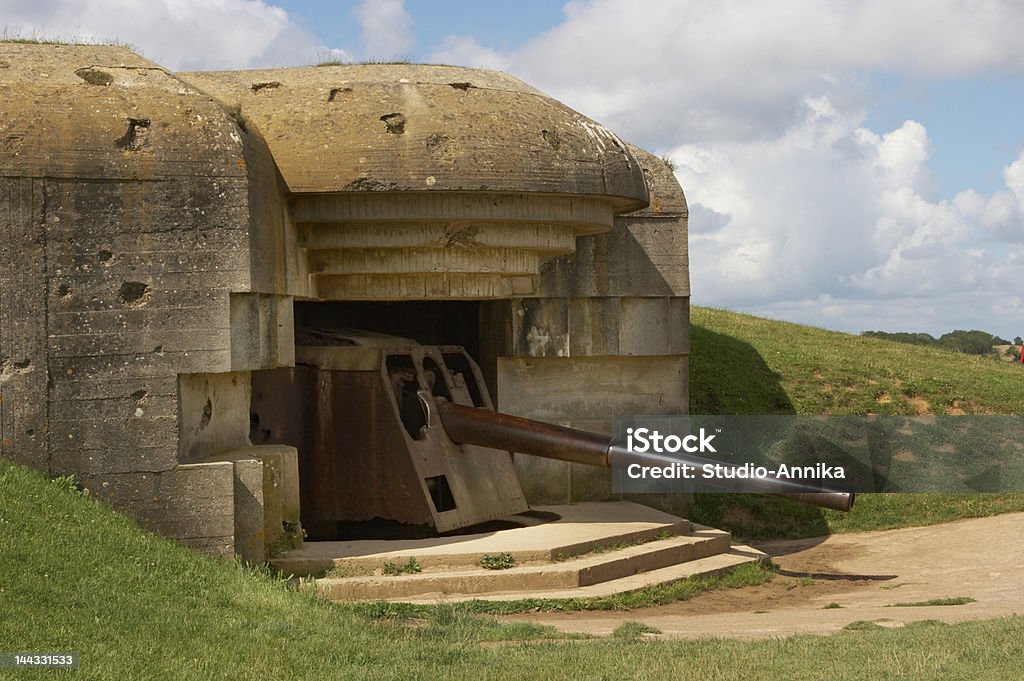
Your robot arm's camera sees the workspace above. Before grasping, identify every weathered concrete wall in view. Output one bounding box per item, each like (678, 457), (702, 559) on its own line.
(0, 178), (48, 472)
(178, 372), (253, 462)
(0, 44), (296, 556)
(204, 445), (302, 565)
(482, 145), (690, 507)
(79, 461), (237, 557)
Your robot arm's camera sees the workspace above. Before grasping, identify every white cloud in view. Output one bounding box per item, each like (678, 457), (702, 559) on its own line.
(462, 0), (1024, 338)
(427, 35), (510, 71)
(492, 0), (1024, 148)
(875, 121), (933, 190)
(1005, 155), (1024, 202)
(0, 0), (340, 70)
(353, 0), (414, 60)
(672, 97), (880, 303)
(746, 290), (1024, 339)
(673, 99), (1024, 337)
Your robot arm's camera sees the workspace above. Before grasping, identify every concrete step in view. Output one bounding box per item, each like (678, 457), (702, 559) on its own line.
(271, 501), (690, 577)
(279, 502), (765, 602)
(392, 545), (767, 604)
(313, 525), (736, 601)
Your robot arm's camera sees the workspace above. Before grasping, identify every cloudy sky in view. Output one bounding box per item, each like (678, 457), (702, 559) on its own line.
(5, 0), (1024, 339)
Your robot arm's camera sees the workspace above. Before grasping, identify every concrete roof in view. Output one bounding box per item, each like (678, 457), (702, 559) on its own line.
(626, 143), (688, 218)
(0, 44), (256, 182)
(179, 64), (650, 211)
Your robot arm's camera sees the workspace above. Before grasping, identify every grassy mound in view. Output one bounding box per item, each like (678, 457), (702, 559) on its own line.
(688, 307), (1024, 539)
(0, 459), (576, 678)
(690, 307), (1023, 416)
(3, 458), (1024, 678)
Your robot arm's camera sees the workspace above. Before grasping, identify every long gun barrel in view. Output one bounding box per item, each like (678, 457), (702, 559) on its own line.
(436, 400), (854, 513)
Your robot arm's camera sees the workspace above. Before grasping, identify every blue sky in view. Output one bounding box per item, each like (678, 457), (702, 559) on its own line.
(863, 72), (1024, 199)
(284, 0), (566, 57)
(5, 0), (1024, 339)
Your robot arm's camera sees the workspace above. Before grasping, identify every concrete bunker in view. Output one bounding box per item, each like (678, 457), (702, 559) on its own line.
(1, 45), (696, 562)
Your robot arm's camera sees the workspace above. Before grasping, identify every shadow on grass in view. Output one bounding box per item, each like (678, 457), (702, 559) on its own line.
(688, 323), (834, 542)
(690, 493), (832, 542)
(689, 324), (796, 416)
(775, 568), (897, 582)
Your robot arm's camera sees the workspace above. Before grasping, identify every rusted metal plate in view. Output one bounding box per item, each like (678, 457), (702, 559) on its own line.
(378, 346), (528, 533)
(251, 346), (528, 539)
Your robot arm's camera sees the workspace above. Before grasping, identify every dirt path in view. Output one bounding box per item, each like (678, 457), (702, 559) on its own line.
(505, 512), (1024, 639)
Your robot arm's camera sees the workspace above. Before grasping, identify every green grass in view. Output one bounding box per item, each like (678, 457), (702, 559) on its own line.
(345, 560), (776, 616)
(690, 306), (1023, 416)
(888, 597), (976, 607)
(315, 59), (431, 67)
(381, 557), (422, 576)
(0, 459), (569, 678)
(0, 28), (134, 49)
(843, 620), (886, 631)
(612, 621), (661, 638)
(691, 490), (1024, 541)
(0, 28), (76, 45)
(4, 457), (1024, 679)
(1, 37), (70, 44)
(479, 552), (516, 570)
(687, 307), (1024, 540)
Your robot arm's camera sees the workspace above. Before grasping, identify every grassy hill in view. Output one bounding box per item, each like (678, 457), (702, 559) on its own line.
(3, 459), (1023, 680)
(690, 307), (1023, 416)
(688, 307), (1024, 538)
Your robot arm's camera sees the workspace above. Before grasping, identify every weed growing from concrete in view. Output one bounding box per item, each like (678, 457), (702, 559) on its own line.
(479, 553), (516, 570)
(382, 558), (422, 576)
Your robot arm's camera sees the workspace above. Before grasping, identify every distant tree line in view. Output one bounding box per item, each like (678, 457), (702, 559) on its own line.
(861, 329), (1014, 356)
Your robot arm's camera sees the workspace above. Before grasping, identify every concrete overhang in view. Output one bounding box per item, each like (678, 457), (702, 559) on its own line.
(178, 64), (650, 212)
(178, 64), (652, 300)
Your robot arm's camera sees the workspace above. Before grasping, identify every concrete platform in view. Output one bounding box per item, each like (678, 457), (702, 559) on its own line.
(271, 501), (689, 575)
(272, 502), (768, 602)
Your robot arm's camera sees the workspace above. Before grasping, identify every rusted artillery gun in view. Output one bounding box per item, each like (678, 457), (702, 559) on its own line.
(251, 332), (853, 540)
(436, 401), (854, 513)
